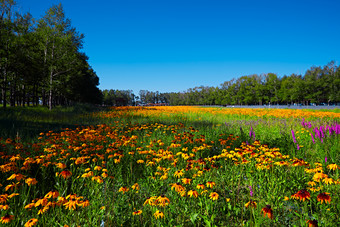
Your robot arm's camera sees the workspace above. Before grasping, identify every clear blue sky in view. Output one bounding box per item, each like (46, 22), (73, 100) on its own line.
(17, 0), (340, 95)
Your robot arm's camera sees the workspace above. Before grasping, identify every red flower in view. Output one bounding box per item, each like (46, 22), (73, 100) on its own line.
(261, 205), (273, 219)
(291, 189), (310, 202)
(317, 192), (331, 204)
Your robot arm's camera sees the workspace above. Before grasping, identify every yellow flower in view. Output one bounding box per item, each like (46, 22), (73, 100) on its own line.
(181, 178), (192, 184)
(7, 173), (25, 181)
(245, 200), (257, 208)
(206, 181), (216, 188)
(132, 210), (142, 215)
(209, 192), (219, 200)
(196, 184), (205, 190)
(187, 190), (198, 198)
(118, 187), (129, 194)
(154, 210), (164, 219)
(327, 164), (339, 170)
(25, 178), (38, 186)
(24, 218), (38, 227)
(1, 214), (14, 224)
(174, 170), (184, 178)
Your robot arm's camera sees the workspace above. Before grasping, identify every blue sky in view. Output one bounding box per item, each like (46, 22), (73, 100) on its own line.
(17, 0), (340, 94)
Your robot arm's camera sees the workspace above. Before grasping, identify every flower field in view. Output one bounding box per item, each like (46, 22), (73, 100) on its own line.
(1, 106), (339, 226)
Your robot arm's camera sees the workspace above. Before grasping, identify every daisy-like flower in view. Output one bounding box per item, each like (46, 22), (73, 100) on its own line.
(174, 170), (184, 178)
(131, 183), (140, 191)
(1, 214), (14, 224)
(209, 192), (219, 200)
(45, 190), (59, 199)
(313, 172), (328, 182)
(132, 210), (142, 216)
(78, 200), (90, 208)
(24, 218), (38, 227)
(0, 194), (9, 204)
(206, 181), (216, 188)
(196, 184), (205, 190)
(170, 183), (185, 193)
(154, 210), (164, 219)
(118, 187), (129, 194)
(25, 177), (38, 186)
(327, 163), (339, 171)
(306, 219), (318, 227)
(55, 163), (67, 169)
(59, 170), (72, 179)
(7, 173), (25, 181)
(156, 195), (170, 207)
(63, 197), (78, 210)
(35, 198), (48, 207)
(245, 200), (257, 208)
(291, 189), (310, 202)
(323, 178), (334, 185)
(187, 190), (198, 198)
(261, 205), (273, 219)
(317, 192), (331, 204)
(181, 178), (192, 184)
(143, 196), (157, 206)
(0, 205), (9, 210)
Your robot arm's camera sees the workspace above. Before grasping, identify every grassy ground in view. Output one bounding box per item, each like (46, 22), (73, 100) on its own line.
(0, 104), (104, 142)
(0, 106), (339, 226)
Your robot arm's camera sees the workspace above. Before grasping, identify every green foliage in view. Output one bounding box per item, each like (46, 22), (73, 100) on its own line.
(0, 1), (102, 110)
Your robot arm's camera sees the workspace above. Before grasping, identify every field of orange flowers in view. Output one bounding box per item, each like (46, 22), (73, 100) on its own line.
(1, 106), (339, 226)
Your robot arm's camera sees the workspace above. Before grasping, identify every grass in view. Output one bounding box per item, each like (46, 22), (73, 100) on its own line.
(0, 106), (339, 226)
(0, 104), (104, 142)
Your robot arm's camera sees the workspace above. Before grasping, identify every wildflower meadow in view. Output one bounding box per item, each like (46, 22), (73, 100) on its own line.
(0, 106), (339, 226)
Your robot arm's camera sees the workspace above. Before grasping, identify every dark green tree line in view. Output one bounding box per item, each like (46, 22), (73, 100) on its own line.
(0, 1), (101, 109)
(148, 61), (340, 106)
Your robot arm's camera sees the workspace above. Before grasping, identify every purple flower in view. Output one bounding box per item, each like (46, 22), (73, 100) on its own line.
(291, 130), (297, 143)
(311, 133), (315, 144)
(297, 144), (300, 150)
(325, 156), (327, 163)
(249, 185), (253, 197)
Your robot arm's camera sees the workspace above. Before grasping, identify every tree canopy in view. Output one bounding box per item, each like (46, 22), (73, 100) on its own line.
(0, 1), (102, 109)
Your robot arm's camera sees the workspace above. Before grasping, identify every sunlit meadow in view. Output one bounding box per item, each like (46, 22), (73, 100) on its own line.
(1, 106), (339, 226)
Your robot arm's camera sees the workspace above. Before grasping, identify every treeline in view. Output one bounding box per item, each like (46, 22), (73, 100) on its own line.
(102, 61), (339, 106)
(167, 61), (339, 106)
(0, 1), (102, 109)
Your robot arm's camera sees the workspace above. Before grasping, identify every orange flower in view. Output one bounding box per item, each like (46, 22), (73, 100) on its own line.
(25, 178), (38, 186)
(24, 218), (38, 227)
(306, 219), (318, 227)
(132, 210), (142, 215)
(317, 192), (331, 204)
(171, 183), (185, 192)
(45, 190), (59, 199)
(59, 170), (72, 179)
(206, 181), (216, 188)
(55, 163), (67, 169)
(63, 197), (78, 210)
(0, 194), (9, 204)
(327, 164), (339, 171)
(118, 187), (129, 194)
(261, 205), (273, 219)
(291, 189), (310, 202)
(0, 204), (9, 210)
(35, 198), (48, 207)
(1, 214), (14, 224)
(154, 210), (164, 219)
(245, 200), (257, 208)
(209, 192), (219, 200)
(181, 178), (192, 184)
(196, 184), (205, 190)
(187, 190), (198, 198)
(7, 173), (25, 181)
(156, 195), (170, 206)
